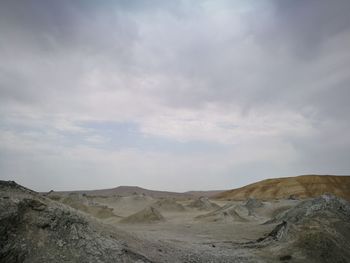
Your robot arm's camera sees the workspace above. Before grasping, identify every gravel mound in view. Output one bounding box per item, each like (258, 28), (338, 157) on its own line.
(187, 197), (220, 211)
(120, 206), (165, 224)
(0, 180), (152, 263)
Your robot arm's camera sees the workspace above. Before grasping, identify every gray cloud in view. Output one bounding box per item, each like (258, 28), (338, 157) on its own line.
(0, 0), (349, 191)
(250, 0), (350, 56)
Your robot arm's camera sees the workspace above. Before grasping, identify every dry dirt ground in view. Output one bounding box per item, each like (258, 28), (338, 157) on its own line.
(2, 181), (350, 262)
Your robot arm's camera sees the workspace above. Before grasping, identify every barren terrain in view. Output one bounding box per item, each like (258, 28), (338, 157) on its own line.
(1, 175), (350, 262)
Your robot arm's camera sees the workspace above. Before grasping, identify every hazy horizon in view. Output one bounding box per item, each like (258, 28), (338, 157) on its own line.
(31, 174), (349, 193)
(1, 0), (350, 192)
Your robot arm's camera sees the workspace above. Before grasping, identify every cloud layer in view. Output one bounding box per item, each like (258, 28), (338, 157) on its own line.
(1, 0), (350, 191)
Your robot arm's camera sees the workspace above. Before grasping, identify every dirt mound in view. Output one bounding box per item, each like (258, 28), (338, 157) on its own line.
(243, 198), (264, 216)
(0, 181), (152, 262)
(61, 193), (120, 219)
(0, 180), (36, 194)
(196, 203), (250, 223)
(120, 206), (165, 224)
(86, 205), (121, 219)
(215, 175), (350, 200)
(268, 194), (350, 224)
(62, 193), (91, 206)
(256, 195), (350, 262)
(152, 198), (185, 212)
(93, 195), (155, 217)
(46, 193), (62, 201)
(244, 198), (263, 209)
(187, 197), (220, 211)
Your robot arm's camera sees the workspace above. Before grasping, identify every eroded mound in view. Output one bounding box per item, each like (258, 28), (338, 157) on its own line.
(196, 203), (250, 223)
(268, 194), (350, 224)
(152, 198), (185, 212)
(61, 193), (120, 219)
(243, 198), (264, 216)
(94, 195), (155, 217)
(256, 195), (350, 262)
(120, 206), (165, 224)
(187, 197), (220, 211)
(0, 181), (152, 263)
(244, 198), (263, 209)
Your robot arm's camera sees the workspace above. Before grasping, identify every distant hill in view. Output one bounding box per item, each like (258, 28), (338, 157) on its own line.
(184, 190), (226, 198)
(49, 186), (225, 199)
(215, 175), (350, 200)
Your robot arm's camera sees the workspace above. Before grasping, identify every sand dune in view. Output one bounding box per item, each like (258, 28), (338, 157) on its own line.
(215, 174), (350, 200)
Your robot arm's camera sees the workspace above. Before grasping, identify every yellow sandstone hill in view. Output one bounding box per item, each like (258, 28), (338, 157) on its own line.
(215, 175), (350, 200)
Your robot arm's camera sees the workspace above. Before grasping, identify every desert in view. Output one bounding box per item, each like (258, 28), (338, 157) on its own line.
(1, 175), (350, 262)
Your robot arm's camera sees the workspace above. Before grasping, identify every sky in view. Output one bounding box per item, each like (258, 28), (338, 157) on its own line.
(1, 0), (350, 192)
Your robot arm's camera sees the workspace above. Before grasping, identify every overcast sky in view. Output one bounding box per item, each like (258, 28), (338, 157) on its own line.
(1, 0), (350, 192)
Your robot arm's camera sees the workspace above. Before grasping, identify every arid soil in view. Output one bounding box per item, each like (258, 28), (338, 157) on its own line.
(1, 180), (350, 262)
